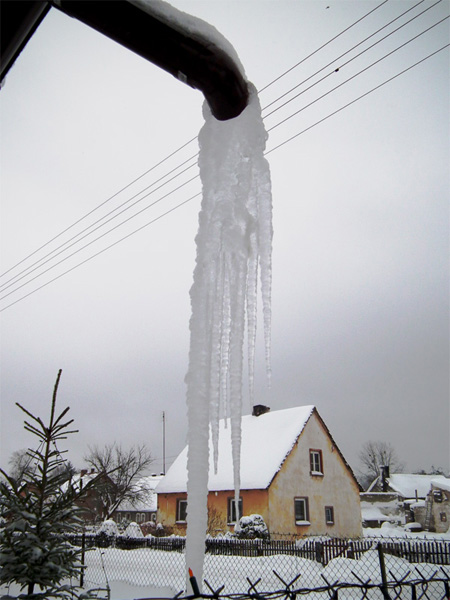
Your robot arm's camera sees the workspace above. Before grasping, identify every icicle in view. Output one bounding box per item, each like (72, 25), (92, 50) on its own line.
(185, 83), (272, 587)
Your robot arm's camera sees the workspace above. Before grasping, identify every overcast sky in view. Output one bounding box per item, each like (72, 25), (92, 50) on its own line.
(1, 0), (448, 480)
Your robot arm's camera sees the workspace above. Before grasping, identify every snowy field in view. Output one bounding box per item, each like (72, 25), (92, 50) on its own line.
(1, 534), (449, 600)
(80, 541), (450, 599)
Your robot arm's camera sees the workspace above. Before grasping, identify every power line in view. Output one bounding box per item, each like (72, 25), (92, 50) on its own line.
(0, 193), (201, 312)
(0, 0), (393, 283)
(265, 43), (449, 156)
(266, 14), (449, 135)
(258, 0), (390, 93)
(4, 0), (442, 295)
(0, 136), (198, 280)
(262, 0), (439, 118)
(0, 157), (199, 293)
(1, 5), (447, 309)
(3, 0), (442, 297)
(0, 175), (200, 302)
(2, 42), (446, 312)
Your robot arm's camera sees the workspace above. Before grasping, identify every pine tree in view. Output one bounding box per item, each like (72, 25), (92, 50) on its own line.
(0, 370), (96, 599)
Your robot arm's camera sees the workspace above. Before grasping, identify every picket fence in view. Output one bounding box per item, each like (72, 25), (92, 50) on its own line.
(68, 533), (450, 566)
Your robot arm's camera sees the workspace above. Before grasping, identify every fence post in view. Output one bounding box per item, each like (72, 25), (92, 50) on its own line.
(315, 541), (324, 565)
(80, 530), (86, 588)
(377, 542), (391, 600)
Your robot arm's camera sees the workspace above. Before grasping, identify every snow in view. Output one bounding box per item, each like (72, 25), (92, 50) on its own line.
(116, 474), (163, 512)
(129, 0), (246, 78)
(432, 478), (450, 493)
(388, 474), (450, 499)
(183, 82), (272, 585)
(360, 498), (402, 525)
(123, 522), (144, 538)
(156, 406), (314, 493)
(98, 519), (119, 537)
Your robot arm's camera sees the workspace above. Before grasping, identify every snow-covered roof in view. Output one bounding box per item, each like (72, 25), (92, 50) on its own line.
(61, 471), (99, 493)
(157, 406), (315, 493)
(431, 478), (450, 493)
(388, 474), (449, 498)
(116, 475), (164, 512)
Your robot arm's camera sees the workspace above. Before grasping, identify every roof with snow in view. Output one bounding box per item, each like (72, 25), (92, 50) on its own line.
(157, 406), (318, 493)
(116, 474), (164, 512)
(431, 478), (450, 493)
(387, 474), (450, 498)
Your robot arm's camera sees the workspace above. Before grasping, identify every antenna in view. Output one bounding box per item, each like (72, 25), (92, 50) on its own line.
(162, 411), (166, 475)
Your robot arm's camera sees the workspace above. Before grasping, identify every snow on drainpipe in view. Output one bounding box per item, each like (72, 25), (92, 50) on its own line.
(50, 0), (250, 121)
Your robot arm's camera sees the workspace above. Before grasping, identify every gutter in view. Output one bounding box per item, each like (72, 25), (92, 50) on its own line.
(0, 0), (249, 121)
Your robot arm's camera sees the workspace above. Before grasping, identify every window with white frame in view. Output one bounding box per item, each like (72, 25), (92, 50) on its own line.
(294, 497), (310, 524)
(176, 499), (188, 522)
(309, 449), (323, 475)
(325, 506), (334, 525)
(227, 497), (243, 524)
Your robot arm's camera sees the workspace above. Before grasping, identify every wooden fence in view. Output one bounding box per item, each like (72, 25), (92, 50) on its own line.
(67, 533), (450, 566)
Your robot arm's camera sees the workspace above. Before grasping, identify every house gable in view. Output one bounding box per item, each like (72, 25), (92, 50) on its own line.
(267, 409), (362, 536)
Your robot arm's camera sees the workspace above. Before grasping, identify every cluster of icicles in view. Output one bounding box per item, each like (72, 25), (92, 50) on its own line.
(185, 83), (273, 585)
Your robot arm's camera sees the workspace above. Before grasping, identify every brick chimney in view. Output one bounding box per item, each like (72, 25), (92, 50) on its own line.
(252, 405), (270, 417)
(381, 465), (390, 492)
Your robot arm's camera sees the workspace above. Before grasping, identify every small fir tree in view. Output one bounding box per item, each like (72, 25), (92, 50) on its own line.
(0, 370), (96, 599)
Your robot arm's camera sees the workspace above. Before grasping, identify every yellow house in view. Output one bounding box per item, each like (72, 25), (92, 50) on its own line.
(156, 405), (362, 537)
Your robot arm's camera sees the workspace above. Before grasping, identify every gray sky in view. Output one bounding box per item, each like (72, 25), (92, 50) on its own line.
(1, 0), (449, 480)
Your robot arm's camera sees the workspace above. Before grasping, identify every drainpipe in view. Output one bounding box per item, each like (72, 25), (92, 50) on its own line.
(1, 0), (249, 121)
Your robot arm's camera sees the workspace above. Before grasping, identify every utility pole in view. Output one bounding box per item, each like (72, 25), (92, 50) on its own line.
(162, 411), (166, 475)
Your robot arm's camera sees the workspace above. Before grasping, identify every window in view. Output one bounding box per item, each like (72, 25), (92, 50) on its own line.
(227, 497), (243, 523)
(310, 449), (323, 475)
(176, 499), (188, 522)
(325, 506), (334, 525)
(294, 497), (310, 524)
(440, 512), (447, 523)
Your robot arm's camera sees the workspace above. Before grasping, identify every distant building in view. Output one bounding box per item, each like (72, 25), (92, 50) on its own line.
(365, 472), (450, 530)
(112, 474), (163, 526)
(156, 405), (362, 537)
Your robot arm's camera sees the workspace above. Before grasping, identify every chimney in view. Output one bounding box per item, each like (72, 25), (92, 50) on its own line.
(80, 469), (88, 477)
(381, 465), (390, 492)
(252, 405), (270, 417)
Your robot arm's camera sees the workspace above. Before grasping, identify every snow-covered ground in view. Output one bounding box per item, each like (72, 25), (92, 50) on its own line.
(1, 530), (448, 600)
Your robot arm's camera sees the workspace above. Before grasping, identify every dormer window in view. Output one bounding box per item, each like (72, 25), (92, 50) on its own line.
(310, 449), (323, 475)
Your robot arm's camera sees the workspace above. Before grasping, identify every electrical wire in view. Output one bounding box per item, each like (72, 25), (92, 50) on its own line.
(1, 42), (447, 312)
(266, 14), (449, 134)
(0, 175), (200, 302)
(0, 192), (202, 311)
(0, 157), (199, 293)
(3, 0), (443, 296)
(265, 43), (449, 156)
(262, 0), (439, 118)
(258, 0), (390, 93)
(0, 0), (395, 283)
(0, 136), (198, 280)
(1, 4), (447, 310)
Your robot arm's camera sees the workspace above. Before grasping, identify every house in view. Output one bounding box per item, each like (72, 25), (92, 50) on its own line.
(112, 474), (163, 526)
(156, 405), (362, 537)
(412, 479), (450, 533)
(62, 469), (110, 523)
(360, 492), (403, 528)
(365, 471), (450, 529)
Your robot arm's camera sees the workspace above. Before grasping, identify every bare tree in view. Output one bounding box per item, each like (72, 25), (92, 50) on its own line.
(358, 440), (405, 490)
(8, 448), (76, 484)
(84, 442), (154, 519)
(8, 449), (32, 483)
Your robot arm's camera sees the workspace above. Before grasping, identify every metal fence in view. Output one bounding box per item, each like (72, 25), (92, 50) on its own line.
(67, 534), (450, 598)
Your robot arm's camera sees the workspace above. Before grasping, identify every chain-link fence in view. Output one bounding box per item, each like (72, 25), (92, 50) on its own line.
(69, 534), (450, 598)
